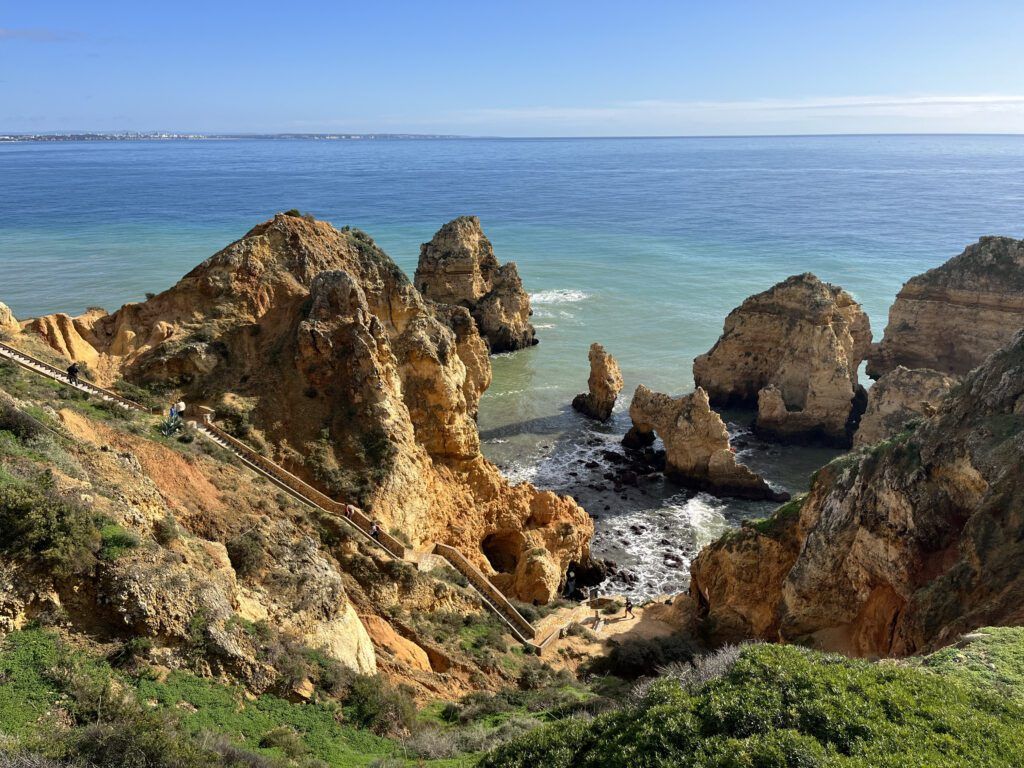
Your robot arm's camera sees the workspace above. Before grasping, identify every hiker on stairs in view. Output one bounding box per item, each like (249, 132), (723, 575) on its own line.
(67, 362), (80, 385)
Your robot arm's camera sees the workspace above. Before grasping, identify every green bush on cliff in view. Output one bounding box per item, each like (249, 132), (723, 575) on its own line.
(0, 477), (103, 577)
(479, 643), (1024, 768)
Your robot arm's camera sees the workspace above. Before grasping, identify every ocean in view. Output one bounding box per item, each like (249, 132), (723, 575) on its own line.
(2, 135), (1023, 596)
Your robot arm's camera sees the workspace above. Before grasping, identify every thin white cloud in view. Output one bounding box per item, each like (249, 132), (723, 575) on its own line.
(437, 95), (1024, 135)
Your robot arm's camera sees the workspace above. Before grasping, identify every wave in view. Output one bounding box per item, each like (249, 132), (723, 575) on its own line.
(530, 289), (590, 304)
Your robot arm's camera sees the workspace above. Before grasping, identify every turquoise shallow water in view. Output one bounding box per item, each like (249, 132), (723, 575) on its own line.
(2, 136), (1024, 596)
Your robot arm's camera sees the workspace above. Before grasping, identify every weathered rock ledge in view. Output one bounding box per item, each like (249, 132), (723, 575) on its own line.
(853, 366), (956, 447)
(572, 343), (623, 421)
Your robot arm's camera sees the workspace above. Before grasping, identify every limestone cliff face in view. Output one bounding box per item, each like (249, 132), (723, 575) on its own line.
(628, 385), (787, 501)
(868, 237), (1024, 379)
(853, 366), (957, 447)
(693, 274), (871, 446)
(414, 217), (537, 353)
(692, 329), (1024, 656)
(0, 302), (19, 335)
(572, 343), (623, 421)
(23, 213), (591, 603)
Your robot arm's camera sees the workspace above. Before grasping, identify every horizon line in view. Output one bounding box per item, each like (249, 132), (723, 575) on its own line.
(3, 130), (1024, 142)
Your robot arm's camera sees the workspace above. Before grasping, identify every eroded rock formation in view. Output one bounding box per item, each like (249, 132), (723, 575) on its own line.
(691, 329), (1024, 656)
(628, 385), (787, 501)
(414, 216), (537, 353)
(22, 212), (591, 603)
(0, 302), (19, 335)
(853, 366), (957, 447)
(868, 237), (1024, 379)
(572, 343), (623, 421)
(693, 274), (871, 446)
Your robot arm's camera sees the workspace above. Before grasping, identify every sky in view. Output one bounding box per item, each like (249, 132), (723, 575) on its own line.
(3, 0), (1024, 136)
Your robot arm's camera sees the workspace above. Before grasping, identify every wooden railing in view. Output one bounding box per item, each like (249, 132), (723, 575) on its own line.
(0, 341), (149, 412)
(433, 543), (537, 643)
(197, 421), (407, 559)
(0, 340), (546, 649)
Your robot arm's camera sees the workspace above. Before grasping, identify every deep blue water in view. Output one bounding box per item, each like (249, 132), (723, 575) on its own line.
(2, 135), (1023, 596)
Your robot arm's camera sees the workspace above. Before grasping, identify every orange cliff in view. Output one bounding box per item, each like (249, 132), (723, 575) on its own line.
(17, 212), (594, 603)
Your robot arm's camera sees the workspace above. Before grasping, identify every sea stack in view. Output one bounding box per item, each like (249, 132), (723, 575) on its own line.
(853, 366), (956, 447)
(414, 216), (537, 353)
(572, 343), (623, 421)
(867, 236), (1024, 379)
(693, 273), (871, 446)
(628, 384), (788, 501)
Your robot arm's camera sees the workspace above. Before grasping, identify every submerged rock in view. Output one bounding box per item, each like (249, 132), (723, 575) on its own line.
(628, 384), (787, 501)
(691, 328), (1024, 657)
(572, 342), (623, 421)
(853, 366), (957, 447)
(414, 216), (537, 353)
(693, 273), (871, 446)
(868, 236), (1024, 378)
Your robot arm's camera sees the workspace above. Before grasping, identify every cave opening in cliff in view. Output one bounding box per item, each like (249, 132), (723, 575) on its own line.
(481, 532), (522, 574)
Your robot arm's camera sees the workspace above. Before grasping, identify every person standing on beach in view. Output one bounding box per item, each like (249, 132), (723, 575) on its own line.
(625, 597), (635, 619)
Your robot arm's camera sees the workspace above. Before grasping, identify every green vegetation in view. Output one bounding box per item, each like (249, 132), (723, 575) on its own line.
(917, 626), (1024, 697)
(0, 474), (105, 577)
(0, 628), (473, 767)
(480, 642), (1024, 768)
(746, 493), (806, 538)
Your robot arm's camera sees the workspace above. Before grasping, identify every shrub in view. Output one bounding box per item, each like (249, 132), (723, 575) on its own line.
(586, 634), (699, 680)
(153, 511), (180, 546)
(226, 530), (266, 577)
(0, 397), (44, 441)
(99, 523), (140, 561)
(258, 725), (307, 758)
(0, 479), (102, 577)
(344, 674), (416, 736)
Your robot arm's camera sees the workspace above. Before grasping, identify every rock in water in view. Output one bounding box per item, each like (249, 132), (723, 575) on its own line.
(691, 328), (1024, 656)
(19, 212), (591, 604)
(693, 273), (871, 446)
(414, 216), (537, 353)
(853, 366), (956, 447)
(572, 343), (623, 421)
(867, 236), (1024, 379)
(628, 384), (787, 501)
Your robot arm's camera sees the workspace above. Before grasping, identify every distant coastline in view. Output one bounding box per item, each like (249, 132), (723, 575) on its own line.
(0, 132), (466, 143)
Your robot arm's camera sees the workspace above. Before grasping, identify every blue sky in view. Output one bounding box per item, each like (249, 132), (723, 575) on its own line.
(3, 0), (1024, 136)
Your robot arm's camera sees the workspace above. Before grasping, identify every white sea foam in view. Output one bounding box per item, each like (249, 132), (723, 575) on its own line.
(530, 289), (590, 304)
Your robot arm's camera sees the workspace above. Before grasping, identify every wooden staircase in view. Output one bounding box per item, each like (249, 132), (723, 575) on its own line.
(0, 340), (578, 653)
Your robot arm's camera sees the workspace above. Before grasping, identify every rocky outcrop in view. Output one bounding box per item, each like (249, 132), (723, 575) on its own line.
(572, 343), (623, 421)
(414, 216), (537, 353)
(628, 385), (787, 501)
(692, 329), (1024, 656)
(853, 366), (957, 447)
(693, 274), (871, 446)
(0, 302), (18, 335)
(868, 237), (1024, 379)
(21, 212), (592, 603)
